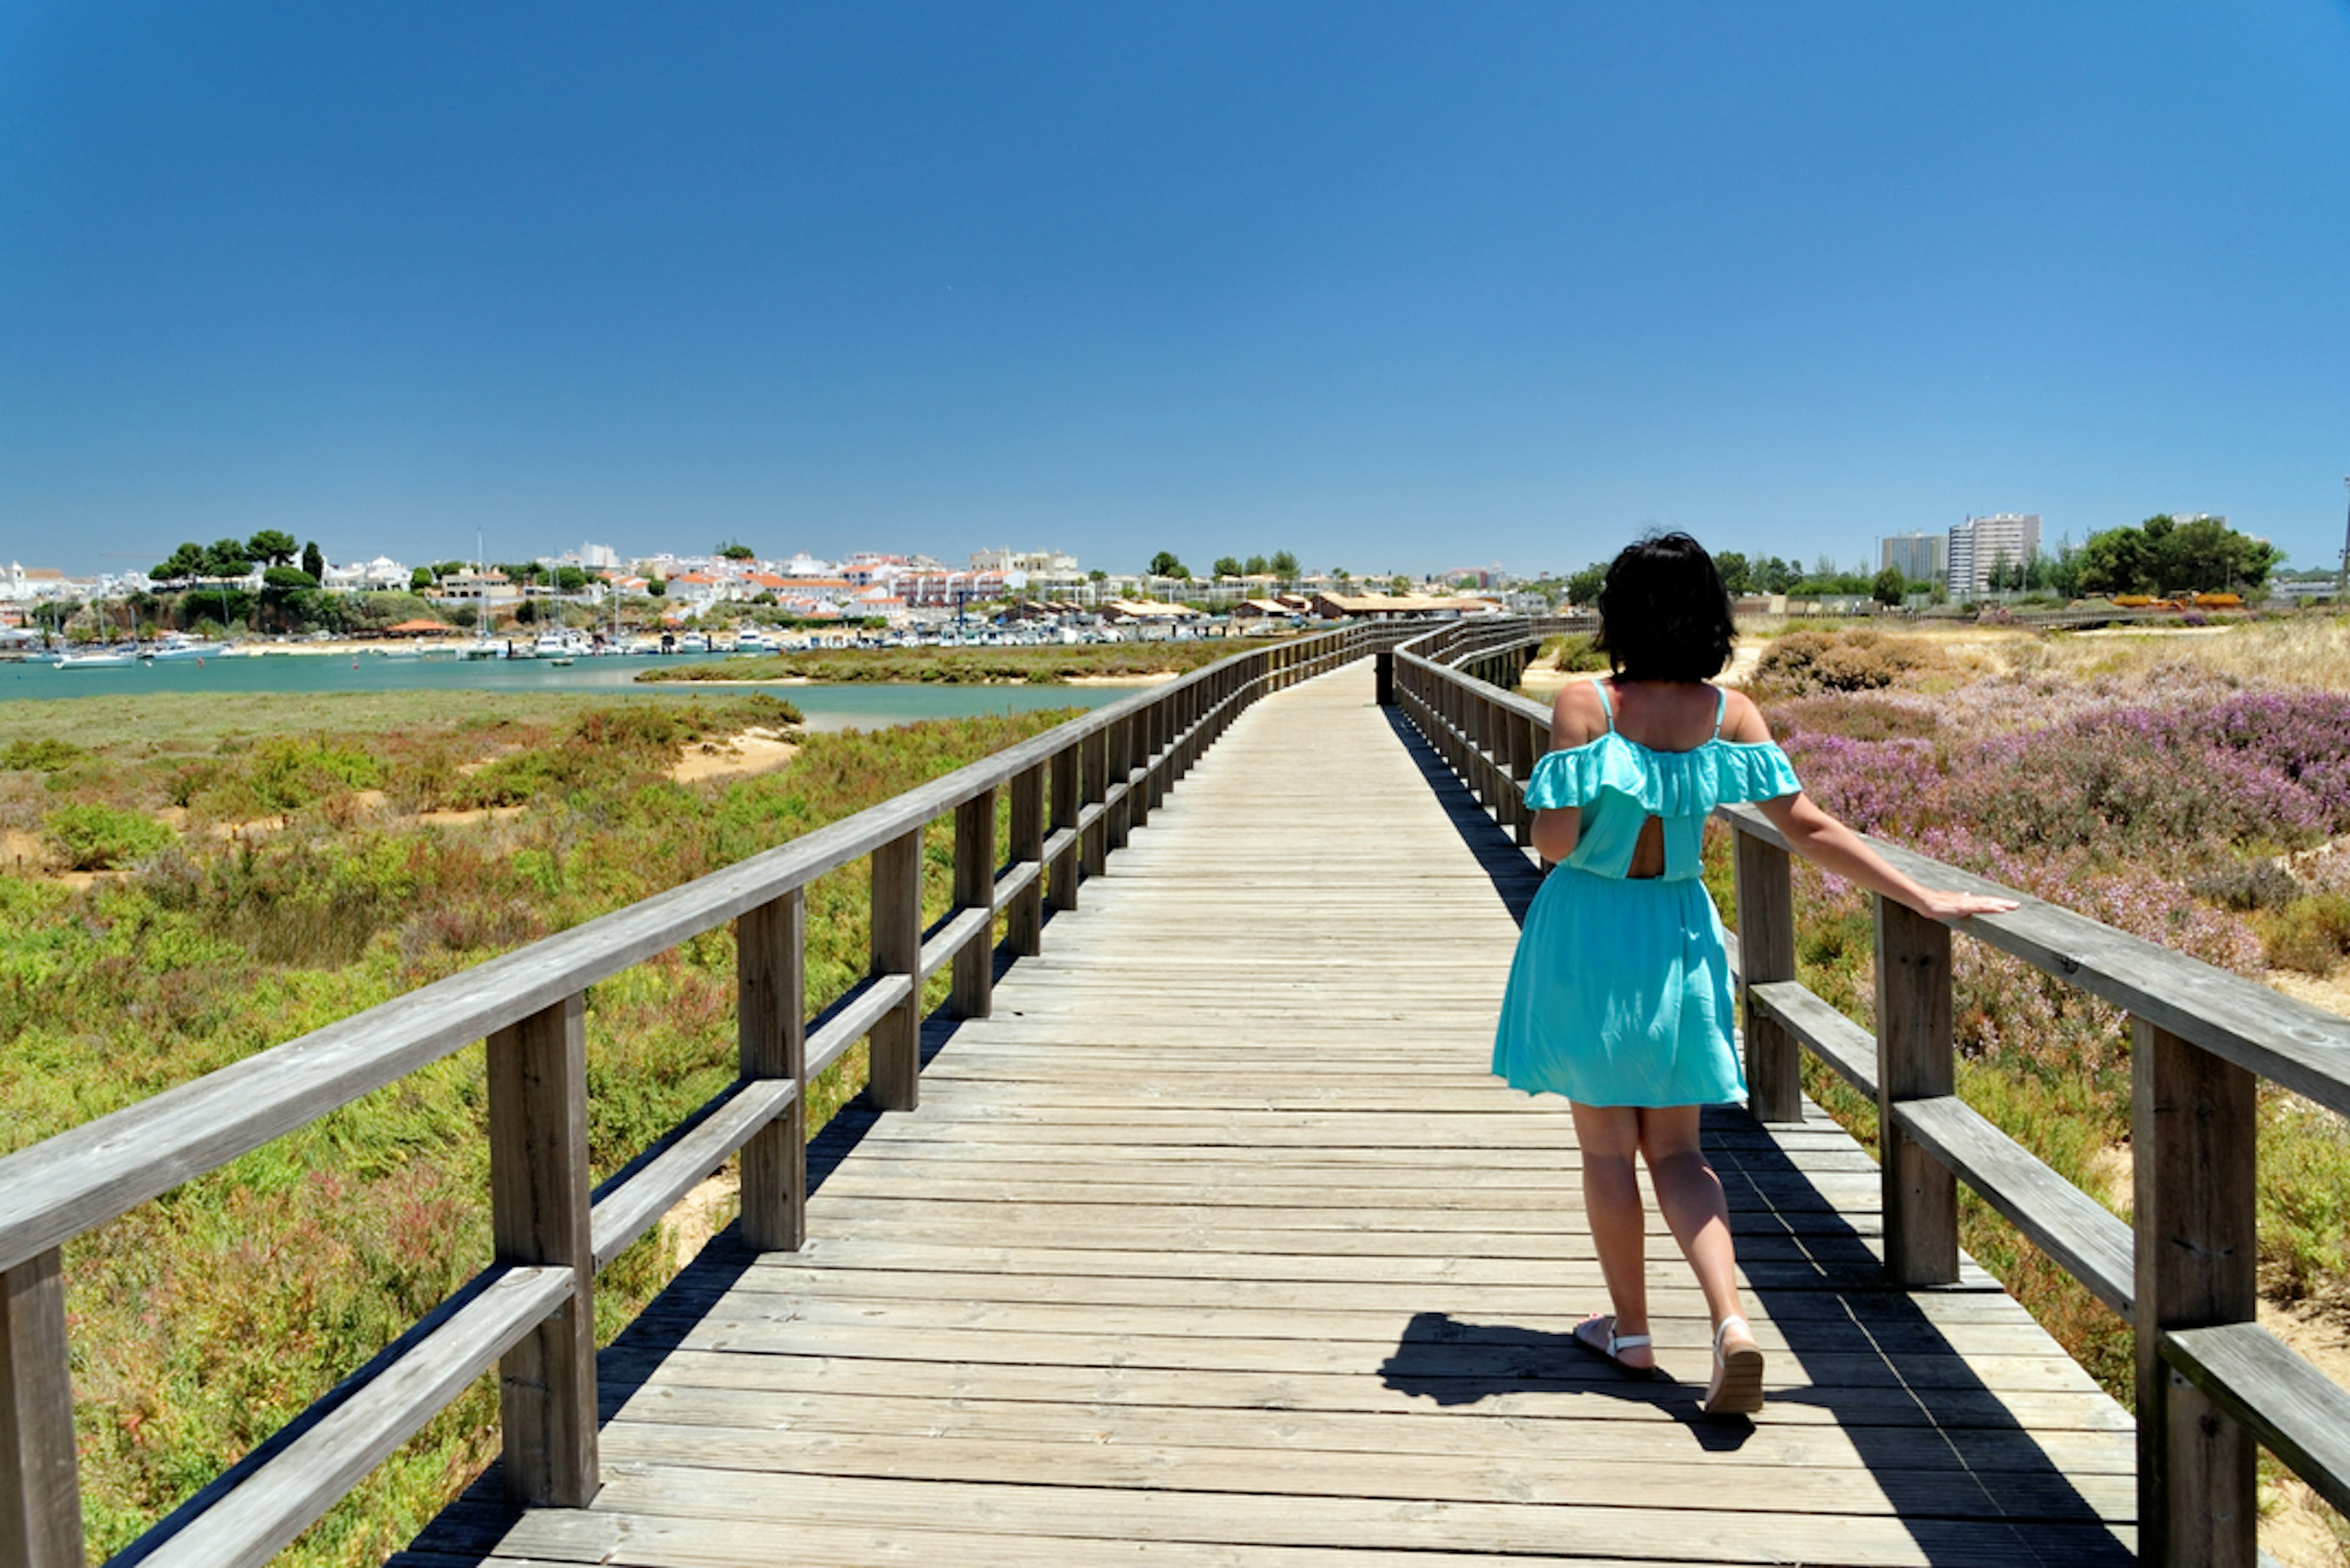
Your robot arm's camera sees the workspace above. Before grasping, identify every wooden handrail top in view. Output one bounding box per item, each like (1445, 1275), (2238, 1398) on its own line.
(0, 626), (1362, 1277)
(1718, 804), (2350, 1119)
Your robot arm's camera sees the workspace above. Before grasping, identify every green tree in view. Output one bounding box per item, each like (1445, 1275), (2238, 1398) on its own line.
(1269, 550), (1299, 578)
(1714, 551), (1751, 594)
(2153, 515), (2277, 595)
(1564, 564), (1607, 606)
(302, 540), (325, 580)
(1244, 554), (1268, 575)
(203, 539), (254, 577)
(246, 529), (299, 567)
(1146, 551), (1188, 578)
(431, 559), (468, 578)
(411, 566), (434, 591)
(152, 542), (207, 583)
(1870, 566), (1908, 606)
(1212, 556), (1244, 579)
(1087, 569), (1108, 583)
(2075, 527), (2155, 597)
(554, 566), (589, 592)
(718, 540), (755, 561)
(2043, 540), (2084, 600)
(1387, 574), (1411, 595)
(263, 565), (319, 591)
(647, 577), (666, 597)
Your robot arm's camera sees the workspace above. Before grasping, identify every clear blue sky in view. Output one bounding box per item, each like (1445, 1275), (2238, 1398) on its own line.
(4, 2), (2348, 580)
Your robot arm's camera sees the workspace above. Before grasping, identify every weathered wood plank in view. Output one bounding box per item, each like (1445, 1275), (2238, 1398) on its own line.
(588, 1077), (797, 1269)
(1875, 894), (1958, 1288)
(951, 786), (996, 1018)
(734, 889), (804, 1252)
(1892, 1095), (2133, 1318)
(2133, 1018), (2258, 1567)
(486, 997), (599, 1508)
(119, 1266), (570, 1568)
(2160, 1322), (2350, 1518)
(1749, 979), (1879, 1100)
(0, 1249), (82, 1568)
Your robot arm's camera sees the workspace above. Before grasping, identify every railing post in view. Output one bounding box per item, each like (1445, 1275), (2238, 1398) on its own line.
(1081, 726), (1109, 876)
(1506, 710), (1535, 847)
(867, 828), (923, 1110)
(1051, 741), (1083, 909)
(1874, 895), (1958, 1285)
(1375, 649), (1395, 705)
(1010, 764), (1046, 955)
(737, 889), (805, 1252)
(952, 788), (997, 1018)
(2133, 1018), (2258, 1568)
(487, 993), (599, 1508)
(1733, 826), (1800, 1122)
(1145, 698), (1168, 810)
(1, 1249), (85, 1568)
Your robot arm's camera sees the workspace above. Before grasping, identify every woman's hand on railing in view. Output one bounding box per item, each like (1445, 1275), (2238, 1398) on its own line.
(1906, 887), (2021, 922)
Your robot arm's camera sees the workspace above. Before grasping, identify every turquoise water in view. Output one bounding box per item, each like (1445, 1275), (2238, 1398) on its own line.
(0, 652), (1130, 731)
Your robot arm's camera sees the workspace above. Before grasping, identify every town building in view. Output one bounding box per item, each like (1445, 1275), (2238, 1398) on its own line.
(1947, 513), (2042, 595)
(1878, 533), (1946, 586)
(970, 548), (1078, 577)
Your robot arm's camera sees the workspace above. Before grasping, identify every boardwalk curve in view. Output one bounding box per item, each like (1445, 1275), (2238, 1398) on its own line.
(405, 663), (2135, 1567)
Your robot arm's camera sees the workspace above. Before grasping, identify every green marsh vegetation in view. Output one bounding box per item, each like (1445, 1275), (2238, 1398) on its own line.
(0, 686), (1076, 1565)
(636, 637), (1282, 685)
(1702, 622), (2350, 1548)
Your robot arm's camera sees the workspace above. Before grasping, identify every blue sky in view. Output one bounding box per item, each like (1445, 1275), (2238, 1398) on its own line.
(4, 2), (2348, 580)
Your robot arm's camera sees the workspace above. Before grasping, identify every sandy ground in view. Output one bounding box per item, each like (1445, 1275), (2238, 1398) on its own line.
(4, 827), (50, 874)
(663, 1170), (740, 1264)
(670, 726), (799, 784)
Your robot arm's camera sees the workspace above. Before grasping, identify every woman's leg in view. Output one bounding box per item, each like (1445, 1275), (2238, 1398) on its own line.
(1635, 1105), (1747, 1331)
(1569, 1101), (1652, 1368)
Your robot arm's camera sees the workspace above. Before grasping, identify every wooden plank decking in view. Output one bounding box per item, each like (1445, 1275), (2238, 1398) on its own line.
(404, 662), (2136, 1567)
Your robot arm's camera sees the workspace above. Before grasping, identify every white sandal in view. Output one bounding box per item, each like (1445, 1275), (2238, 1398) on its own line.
(1703, 1315), (1765, 1416)
(1572, 1313), (1658, 1379)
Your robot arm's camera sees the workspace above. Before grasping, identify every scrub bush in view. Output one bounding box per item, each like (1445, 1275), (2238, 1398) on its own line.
(43, 802), (175, 870)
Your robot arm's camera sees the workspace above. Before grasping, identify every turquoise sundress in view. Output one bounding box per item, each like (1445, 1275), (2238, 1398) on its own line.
(1491, 681), (1802, 1108)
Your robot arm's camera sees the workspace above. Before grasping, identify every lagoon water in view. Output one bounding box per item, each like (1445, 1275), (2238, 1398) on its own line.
(0, 652), (1130, 730)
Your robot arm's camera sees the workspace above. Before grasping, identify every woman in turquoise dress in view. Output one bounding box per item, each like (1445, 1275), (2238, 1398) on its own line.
(1493, 534), (2013, 1416)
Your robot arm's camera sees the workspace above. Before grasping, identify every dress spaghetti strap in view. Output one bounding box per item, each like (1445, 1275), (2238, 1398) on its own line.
(1592, 678), (1614, 733)
(1710, 686), (1726, 741)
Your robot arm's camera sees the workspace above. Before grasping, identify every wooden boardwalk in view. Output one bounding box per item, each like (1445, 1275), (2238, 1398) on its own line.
(403, 663), (2136, 1567)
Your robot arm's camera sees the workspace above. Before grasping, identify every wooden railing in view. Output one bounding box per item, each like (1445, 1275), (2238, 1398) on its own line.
(0, 620), (1430, 1568)
(1391, 620), (2350, 1568)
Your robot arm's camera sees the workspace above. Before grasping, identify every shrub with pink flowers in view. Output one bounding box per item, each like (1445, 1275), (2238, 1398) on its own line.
(1716, 649), (2350, 1413)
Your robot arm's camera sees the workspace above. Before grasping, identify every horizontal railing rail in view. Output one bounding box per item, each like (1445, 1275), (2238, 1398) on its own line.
(1389, 619), (2350, 1568)
(0, 618), (1438, 1568)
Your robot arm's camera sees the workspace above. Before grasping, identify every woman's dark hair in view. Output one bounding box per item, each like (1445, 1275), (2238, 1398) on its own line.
(1592, 532), (1736, 682)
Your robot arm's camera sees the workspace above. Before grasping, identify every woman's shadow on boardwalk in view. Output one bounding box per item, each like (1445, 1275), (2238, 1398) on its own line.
(1374, 1309), (1755, 1453)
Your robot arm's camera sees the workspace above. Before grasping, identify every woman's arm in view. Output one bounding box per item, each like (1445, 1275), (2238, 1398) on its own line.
(1724, 690), (2017, 922)
(1528, 679), (1608, 864)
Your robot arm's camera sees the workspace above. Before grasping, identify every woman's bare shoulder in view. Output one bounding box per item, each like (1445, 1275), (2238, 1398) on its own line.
(1715, 685), (1774, 744)
(1550, 676), (1611, 747)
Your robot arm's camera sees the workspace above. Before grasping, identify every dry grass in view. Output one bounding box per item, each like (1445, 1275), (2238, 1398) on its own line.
(2037, 614), (2350, 690)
